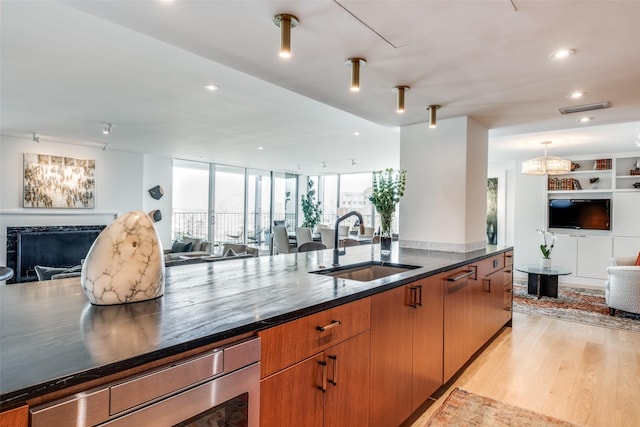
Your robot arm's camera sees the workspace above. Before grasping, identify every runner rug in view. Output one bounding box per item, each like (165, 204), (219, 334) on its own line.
(512, 281), (640, 333)
(424, 388), (578, 426)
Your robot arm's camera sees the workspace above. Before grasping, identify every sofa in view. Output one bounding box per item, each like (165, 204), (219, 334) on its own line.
(164, 236), (213, 263)
(605, 255), (640, 316)
(164, 241), (259, 267)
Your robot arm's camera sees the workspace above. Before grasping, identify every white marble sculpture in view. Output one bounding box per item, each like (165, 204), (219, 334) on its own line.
(81, 211), (165, 305)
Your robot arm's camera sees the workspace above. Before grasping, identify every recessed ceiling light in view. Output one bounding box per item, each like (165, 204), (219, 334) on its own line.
(204, 84), (219, 91)
(353, 131), (360, 136)
(257, 146), (264, 150)
(549, 48), (575, 59)
(567, 91), (586, 99)
(577, 116), (593, 123)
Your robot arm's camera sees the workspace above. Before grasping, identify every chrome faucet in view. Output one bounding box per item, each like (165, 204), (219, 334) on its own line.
(333, 211), (365, 266)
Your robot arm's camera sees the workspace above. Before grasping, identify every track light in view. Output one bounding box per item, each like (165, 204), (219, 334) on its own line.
(103, 123), (113, 135)
(351, 159), (356, 167)
(273, 13), (298, 59)
(393, 86), (410, 113)
(346, 58), (366, 92)
(427, 105), (441, 128)
(322, 161), (327, 169)
(102, 143), (110, 152)
(32, 132), (40, 143)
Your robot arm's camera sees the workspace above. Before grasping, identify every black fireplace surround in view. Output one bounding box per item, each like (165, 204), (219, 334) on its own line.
(6, 225), (105, 283)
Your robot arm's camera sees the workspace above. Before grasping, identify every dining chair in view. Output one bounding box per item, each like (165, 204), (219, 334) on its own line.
(340, 238), (360, 247)
(297, 242), (327, 252)
(362, 227), (375, 238)
(273, 226), (295, 254)
(295, 227), (313, 247)
(372, 235), (381, 244)
(320, 228), (335, 249)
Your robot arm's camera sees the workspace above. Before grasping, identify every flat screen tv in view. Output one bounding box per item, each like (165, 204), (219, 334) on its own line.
(548, 199), (611, 230)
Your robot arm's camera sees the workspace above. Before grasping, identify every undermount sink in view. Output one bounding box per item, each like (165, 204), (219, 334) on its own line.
(311, 261), (420, 282)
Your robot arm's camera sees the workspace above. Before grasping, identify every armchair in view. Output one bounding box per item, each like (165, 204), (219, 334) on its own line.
(605, 265), (640, 316)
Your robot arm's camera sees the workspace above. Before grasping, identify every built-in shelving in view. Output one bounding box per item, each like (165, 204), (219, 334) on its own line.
(615, 155), (640, 191)
(546, 154), (640, 194)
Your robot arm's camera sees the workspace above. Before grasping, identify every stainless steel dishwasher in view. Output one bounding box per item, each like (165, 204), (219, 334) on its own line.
(31, 337), (260, 427)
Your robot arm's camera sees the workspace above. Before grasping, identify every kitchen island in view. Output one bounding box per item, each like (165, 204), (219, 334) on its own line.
(0, 243), (513, 425)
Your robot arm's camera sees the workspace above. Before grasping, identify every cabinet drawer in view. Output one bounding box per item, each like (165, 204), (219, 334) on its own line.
(481, 254), (505, 275)
(504, 266), (513, 285)
(504, 251), (513, 267)
(503, 286), (512, 309)
(259, 298), (370, 378)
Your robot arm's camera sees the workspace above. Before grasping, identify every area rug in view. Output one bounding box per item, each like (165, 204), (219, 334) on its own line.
(512, 281), (640, 333)
(424, 388), (578, 426)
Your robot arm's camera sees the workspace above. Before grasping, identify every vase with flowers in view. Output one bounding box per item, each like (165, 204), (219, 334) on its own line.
(537, 228), (556, 268)
(369, 168), (406, 255)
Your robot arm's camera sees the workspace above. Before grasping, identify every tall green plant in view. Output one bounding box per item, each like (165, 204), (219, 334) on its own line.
(301, 180), (322, 228)
(368, 168), (406, 233)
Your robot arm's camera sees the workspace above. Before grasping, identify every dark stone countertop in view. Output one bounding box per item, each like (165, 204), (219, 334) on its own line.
(0, 244), (511, 408)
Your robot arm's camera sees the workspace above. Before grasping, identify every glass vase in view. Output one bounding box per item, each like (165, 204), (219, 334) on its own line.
(380, 214), (392, 255)
(380, 230), (392, 255)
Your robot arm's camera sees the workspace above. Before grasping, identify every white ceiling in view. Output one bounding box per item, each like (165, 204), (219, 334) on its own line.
(2, 0), (639, 175)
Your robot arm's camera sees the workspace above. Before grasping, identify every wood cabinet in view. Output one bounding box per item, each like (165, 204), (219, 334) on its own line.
(443, 264), (477, 382)
(443, 252), (512, 383)
(0, 405), (28, 427)
(369, 274), (443, 427)
(259, 298), (371, 427)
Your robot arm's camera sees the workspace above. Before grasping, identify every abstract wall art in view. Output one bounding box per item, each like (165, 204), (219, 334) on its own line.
(23, 153), (95, 208)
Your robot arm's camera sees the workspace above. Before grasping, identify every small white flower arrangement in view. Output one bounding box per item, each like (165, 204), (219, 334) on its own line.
(537, 229), (556, 259)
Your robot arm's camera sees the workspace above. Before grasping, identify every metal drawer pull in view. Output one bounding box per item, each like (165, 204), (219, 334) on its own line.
(504, 269), (512, 274)
(483, 278), (491, 293)
(328, 355), (338, 386)
(316, 320), (341, 332)
(409, 286), (418, 308)
(417, 285), (422, 307)
(446, 270), (475, 282)
(318, 360), (327, 392)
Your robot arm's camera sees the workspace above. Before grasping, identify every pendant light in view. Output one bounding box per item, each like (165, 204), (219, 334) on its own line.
(346, 58), (366, 92)
(521, 141), (571, 175)
(427, 105), (440, 128)
(393, 86), (410, 113)
(273, 13), (298, 58)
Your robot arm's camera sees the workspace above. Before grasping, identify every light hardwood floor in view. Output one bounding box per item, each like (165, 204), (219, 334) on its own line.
(411, 311), (640, 427)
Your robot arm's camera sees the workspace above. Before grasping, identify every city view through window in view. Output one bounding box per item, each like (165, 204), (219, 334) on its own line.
(172, 160), (399, 253)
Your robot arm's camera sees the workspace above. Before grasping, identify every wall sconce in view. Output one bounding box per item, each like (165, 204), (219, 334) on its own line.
(427, 105), (441, 128)
(32, 132), (40, 143)
(393, 86), (410, 113)
(346, 58), (366, 92)
(103, 123), (113, 135)
(273, 13), (298, 58)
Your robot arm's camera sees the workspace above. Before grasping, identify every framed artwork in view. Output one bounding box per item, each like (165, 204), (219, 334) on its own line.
(23, 153), (95, 208)
(486, 177), (498, 244)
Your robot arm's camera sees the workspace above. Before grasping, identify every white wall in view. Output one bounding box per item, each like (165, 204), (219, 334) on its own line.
(399, 116), (488, 252)
(0, 135), (148, 263)
(143, 155), (174, 249)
